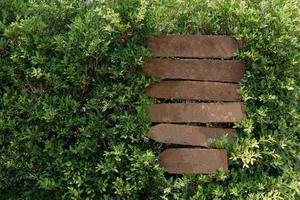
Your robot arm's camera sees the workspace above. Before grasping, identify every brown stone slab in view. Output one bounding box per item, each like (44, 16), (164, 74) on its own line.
(149, 102), (245, 123)
(146, 81), (240, 101)
(148, 35), (239, 58)
(159, 148), (228, 174)
(143, 59), (245, 83)
(149, 124), (236, 146)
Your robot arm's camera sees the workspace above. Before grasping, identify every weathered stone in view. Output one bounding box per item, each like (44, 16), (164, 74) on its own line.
(149, 102), (245, 123)
(146, 81), (240, 101)
(148, 35), (239, 58)
(159, 148), (228, 174)
(149, 124), (236, 146)
(143, 59), (245, 83)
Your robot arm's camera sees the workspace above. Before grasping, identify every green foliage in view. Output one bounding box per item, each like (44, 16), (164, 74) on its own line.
(0, 0), (299, 199)
(152, 0), (300, 199)
(0, 0), (163, 199)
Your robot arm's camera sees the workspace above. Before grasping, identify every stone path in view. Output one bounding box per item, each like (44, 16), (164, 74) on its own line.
(143, 35), (245, 174)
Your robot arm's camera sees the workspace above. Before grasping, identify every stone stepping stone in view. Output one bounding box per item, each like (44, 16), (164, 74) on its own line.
(143, 59), (245, 83)
(144, 35), (245, 174)
(159, 148), (228, 174)
(148, 35), (240, 58)
(149, 124), (236, 146)
(146, 81), (240, 101)
(149, 102), (245, 123)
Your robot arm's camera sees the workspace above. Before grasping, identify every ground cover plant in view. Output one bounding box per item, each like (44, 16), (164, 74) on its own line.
(0, 0), (299, 199)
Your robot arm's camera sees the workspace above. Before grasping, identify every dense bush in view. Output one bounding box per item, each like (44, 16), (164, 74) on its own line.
(0, 0), (299, 199)
(0, 1), (164, 199)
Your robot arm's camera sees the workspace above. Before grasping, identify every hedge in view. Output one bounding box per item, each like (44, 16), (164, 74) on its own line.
(0, 0), (299, 199)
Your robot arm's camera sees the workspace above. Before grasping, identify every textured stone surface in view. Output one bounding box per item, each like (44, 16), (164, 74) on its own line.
(148, 35), (239, 58)
(143, 59), (245, 83)
(146, 81), (240, 101)
(159, 148), (228, 174)
(149, 124), (236, 146)
(149, 102), (245, 123)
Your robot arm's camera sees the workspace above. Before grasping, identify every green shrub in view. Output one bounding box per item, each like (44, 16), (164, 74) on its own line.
(152, 0), (300, 199)
(0, 1), (165, 199)
(0, 0), (299, 199)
